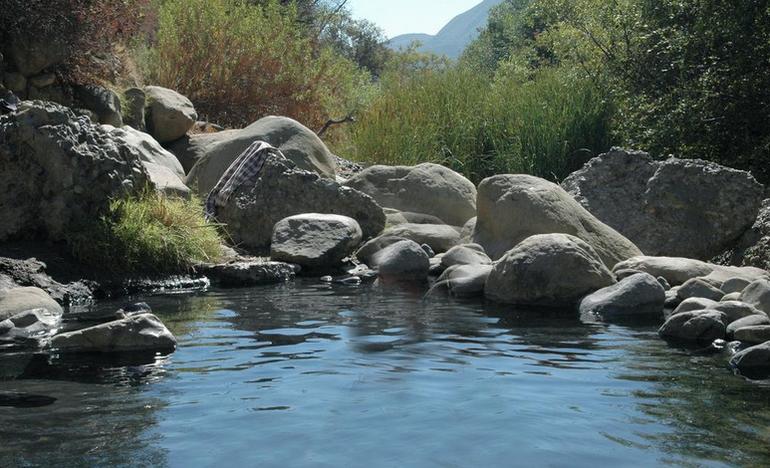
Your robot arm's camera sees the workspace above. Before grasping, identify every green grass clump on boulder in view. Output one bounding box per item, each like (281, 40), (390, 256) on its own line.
(70, 191), (223, 274)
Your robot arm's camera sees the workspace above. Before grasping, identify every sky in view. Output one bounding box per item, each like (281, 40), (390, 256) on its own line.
(346, 0), (483, 39)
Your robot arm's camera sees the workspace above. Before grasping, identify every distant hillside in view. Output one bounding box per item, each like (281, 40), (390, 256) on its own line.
(387, 0), (504, 58)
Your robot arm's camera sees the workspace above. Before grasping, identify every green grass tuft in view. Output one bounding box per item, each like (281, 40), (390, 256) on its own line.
(69, 191), (223, 274)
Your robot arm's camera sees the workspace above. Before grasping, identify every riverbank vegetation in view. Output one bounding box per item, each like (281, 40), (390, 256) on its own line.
(69, 192), (222, 274)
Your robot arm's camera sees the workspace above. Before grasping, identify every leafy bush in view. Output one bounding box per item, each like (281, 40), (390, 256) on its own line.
(69, 191), (223, 274)
(348, 65), (613, 183)
(0, 0), (151, 82)
(144, 0), (373, 129)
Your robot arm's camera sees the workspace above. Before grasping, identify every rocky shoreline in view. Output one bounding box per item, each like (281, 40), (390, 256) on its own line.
(1, 96), (769, 383)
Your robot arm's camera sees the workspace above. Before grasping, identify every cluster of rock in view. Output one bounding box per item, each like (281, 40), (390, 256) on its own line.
(0, 287), (176, 354)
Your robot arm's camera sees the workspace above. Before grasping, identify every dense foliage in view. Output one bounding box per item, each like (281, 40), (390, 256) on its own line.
(460, 0), (770, 182)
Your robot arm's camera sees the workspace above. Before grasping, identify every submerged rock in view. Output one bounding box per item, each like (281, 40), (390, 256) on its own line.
(270, 214), (362, 268)
(344, 163), (477, 226)
(472, 174), (641, 266)
(579, 273), (665, 320)
(485, 233), (615, 307)
(730, 341), (770, 378)
(50, 313), (176, 353)
(562, 148), (764, 259)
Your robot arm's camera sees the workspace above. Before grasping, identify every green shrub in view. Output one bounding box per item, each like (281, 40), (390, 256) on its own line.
(143, 0), (372, 129)
(69, 191), (223, 274)
(347, 65), (613, 183)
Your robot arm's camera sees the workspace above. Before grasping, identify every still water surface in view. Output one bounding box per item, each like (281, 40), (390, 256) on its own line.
(2, 280), (770, 467)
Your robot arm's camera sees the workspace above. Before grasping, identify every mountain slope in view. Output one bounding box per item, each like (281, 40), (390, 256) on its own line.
(387, 0), (504, 58)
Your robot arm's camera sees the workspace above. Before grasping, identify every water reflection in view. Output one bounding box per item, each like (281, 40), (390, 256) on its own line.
(2, 281), (770, 466)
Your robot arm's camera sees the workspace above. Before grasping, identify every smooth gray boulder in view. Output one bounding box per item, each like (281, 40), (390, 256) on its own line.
(440, 244), (492, 270)
(472, 174), (641, 265)
(730, 341), (770, 377)
(721, 199), (770, 272)
(142, 162), (191, 198)
(676, 278), (724, 302)
(709, 301), (765, 324)
(186, 116), (336, 194)
(0, 308), (61, 343)
(721, 292), (742, 302)
(216, 156), (385, 251)
(722, 277), (752, 295)
(381, 223), (461, 253)
(355, 235), (409, 267)
(372, 240), (430, 281)
(270, 214), (362, 268)
(733, 326), (770, 344)
(0, 102), (149, 242)
(727, 314), (770, 338)
(108, 126), (184, 177)
(562, 148), (764, 259)
(431, 264), (493, 298)
(0, 287), (62, 322)
(579, 273), (665, 319)
(167, 130), (239, 174)
(485, 233), (615, 307)
(144, 86), (197, 143)
(344, 163), (476, 226)
(50, 313), (176, 353)
(613, 256), (768, 287)
(659, 310), (727, 343)
(672, 297), (719, 316)
(740, 279), (770, 314)
(384, 209), (447, 228)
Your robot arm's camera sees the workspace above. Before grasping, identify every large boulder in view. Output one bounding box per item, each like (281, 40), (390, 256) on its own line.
(108, 126), (184, 177)
(167, 130), (239, 174)
(659, 310), (727, 343)
(613, 256), (768, 286)
(216, 156), (384, 251)
(485, 233), (616, 307)
(579, 273), (666, 320)
(730, 341), (770, 378)
(473, 174), (641, 266)
(0, 287), (62, 322)
(372, 239), (430, 281)
(431, 264), (492, 298)
(344, 163), (476, 226)
(270, 214), (362, 268)
(562, 148), (764, 259)
(74, 85), (122, 127)
(144, 86), (197, 143)
(50, 313), (176, 353)
(0, 101), (149, 242)
(380, 223), (461, 253)
(740, 279), (770, 314)
(721, 200), (770, 273)
(186, 116), (337, 194)
(440, 244), (492, 270)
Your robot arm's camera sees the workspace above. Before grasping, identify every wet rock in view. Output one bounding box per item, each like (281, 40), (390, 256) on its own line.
(144, 86), (197, 143)
(270, 214), (362, 268)
(0, 287), (62, 322)
(344, 163), (476, 226)
(739, 279), (770, 314)
(730, 341), (770, 378)
(186, 116), (336, 193)
(50, 313), (176, 353)
(659, 310), (727, 343)
(677, 278), (724, 302)
(485, 233), (615, 307)
(381, 223), (461, 253)
(0, 257), (93, 305)
(430, 264), (493, 298)
(728, 315), (770, 338)
(355, 235), (409, 266)
(562, 148), (764, 259)
(215, 156), (385, 251)
(196, 260), (297, 287)
(372, 240), (430, 281)
(3, 72), (26, 93)
(472, 174), (641, 265)
(0, 308), (61, 344)
(579, 273), (666, 320)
